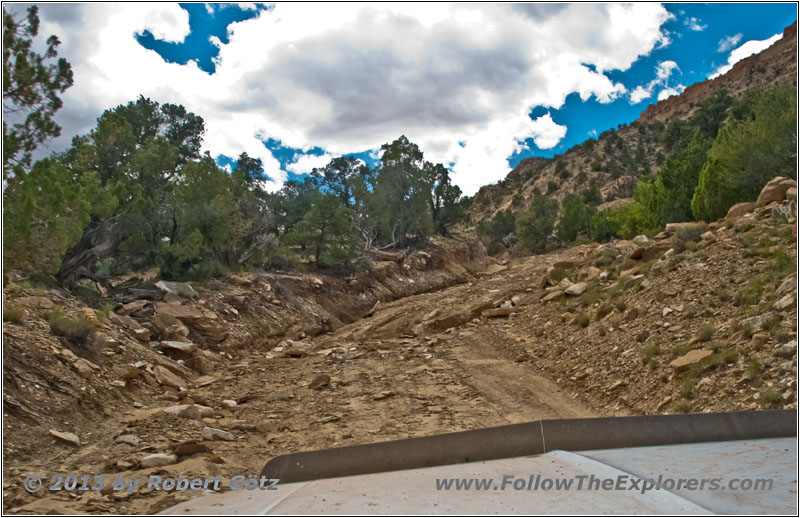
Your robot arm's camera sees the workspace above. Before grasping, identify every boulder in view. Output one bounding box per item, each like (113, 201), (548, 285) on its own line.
(725, 202), (756, 219)
(776, 276), (797, 297)
(565, 282), (588, 296)
(641, 241), (672, 261)
(542, 290), (564, 302)
(628, 247), (646, 261)
(202, 427), (235, 442)
(159, 341), (196, 360)
(740, 312), (779, 331)
(774, 293), (796, 312)
(228, 275), (253, 287)
(133, 328), (151, 342)
(155, 303), (227, 342)
(670, 349), (713, 371)
(50, 429), (81, 447)
(155, 280), (198, 300)
(757, 177), (797, 206)
(153, 365), (187, 390)
(140, 453), (177, 468)
(632, 235), (650, 246)
(114, 434), (141, 447)
(482, 307), (514, 318)
(163, 404), (202, 420)
(73, 358), (98, 379)
(151, 313), (190, 340)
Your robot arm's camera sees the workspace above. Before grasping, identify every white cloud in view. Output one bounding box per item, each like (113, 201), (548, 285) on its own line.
(657, 85), (685, 101)
(285, 153), (333, 176)
(709, 33), (782, 79)
(717, 33), (743, 52)
(528, 113), (567, 149)
(30, 3), (671, 195)
(628, 60), (680, 104)
(684, 16), (707, 32)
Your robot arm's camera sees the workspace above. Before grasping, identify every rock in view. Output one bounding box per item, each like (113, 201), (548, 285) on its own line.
(670, 349), (713, 371)
(625, 308), (640, 322)
(776, 276), (797, 297)
(229, 275), (253, 287)
(740, 312), (779, 331)
(628, 247), (645, 260)
(50, 429), (81, 447)
(725, 202), (756, 219)
(373, 391), (395, 401)
(578, 266), (602, 281)
(114, 434), (141, 447)
(636, 330), (650, 343)
(140, 453), (177, 468)
(595, 302), (613, 320)
(482, 307), (514, 318)
(700, 231), (714, 241)
(607, 380), (624, 390)
(202, 427), (235, 442)
(151, 313), (190, 340)
(641, 241), (672, 261)
(542, 290), (564, 302)
(751, 333), (770, 347)
(564, 282), (587, 296)
(173, 441), (213, 457)
(159, 341), (196, 359)
(757, 176), (796, 206)
(779, 361), (795, 372)
(774, 293), (796, 311)
(779, 340), (797, 358)
(73, 358), (98, 379)
(195, 405), (215, 418)
(662, 307), (673, 317)
(131, 328), (150, 342)
(163, 404), (202, 420)
(119, 300), (148, 316)
(184, 354), (205, 374)
(309, 374), (331, 390)
(155, 280), (198, 299)
(281, 340), (313, 358)
(656, 396), (673, 410)
(155, 303), (227, 342)
(153, 365), (187, 389)
(787, 187), (797, 201)
(632, 235), (649, 246)
(221, 400), (238, 409)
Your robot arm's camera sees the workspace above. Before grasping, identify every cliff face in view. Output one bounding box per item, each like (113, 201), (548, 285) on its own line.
(470, 21), (797, 221)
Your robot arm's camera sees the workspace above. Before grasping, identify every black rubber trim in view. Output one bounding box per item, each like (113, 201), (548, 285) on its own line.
(261, 410), (797, 483)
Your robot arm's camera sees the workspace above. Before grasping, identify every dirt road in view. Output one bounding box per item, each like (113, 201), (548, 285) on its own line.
(5, 253), (604, 515)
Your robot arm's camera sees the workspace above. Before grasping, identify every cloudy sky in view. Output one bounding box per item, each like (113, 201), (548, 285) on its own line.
(12, 2), (797, 194)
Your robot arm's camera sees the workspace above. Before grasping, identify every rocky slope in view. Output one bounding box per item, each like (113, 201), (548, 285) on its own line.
(2, 175), (796, 514)
(469, 21), (797, 221)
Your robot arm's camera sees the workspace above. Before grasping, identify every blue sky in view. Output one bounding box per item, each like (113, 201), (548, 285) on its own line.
(28, 3), (798, 194)
(510, 3), (798, 165)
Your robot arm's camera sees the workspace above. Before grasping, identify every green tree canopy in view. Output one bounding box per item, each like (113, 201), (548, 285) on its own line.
(3, 5), (73, 176)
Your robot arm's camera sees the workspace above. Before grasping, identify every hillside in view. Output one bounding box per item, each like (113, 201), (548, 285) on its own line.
(2, 176), (796, 515)
(469, 21), (798, 220)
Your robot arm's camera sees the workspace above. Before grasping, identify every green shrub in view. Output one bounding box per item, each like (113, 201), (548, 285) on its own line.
(46, 308), (94, 344)
(3, 307), (24, 324)
(516, 194), (558, 254)
(696, 324), (715, 342)
(575, 312), (591, 328)
(672, 224), (706, 254)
